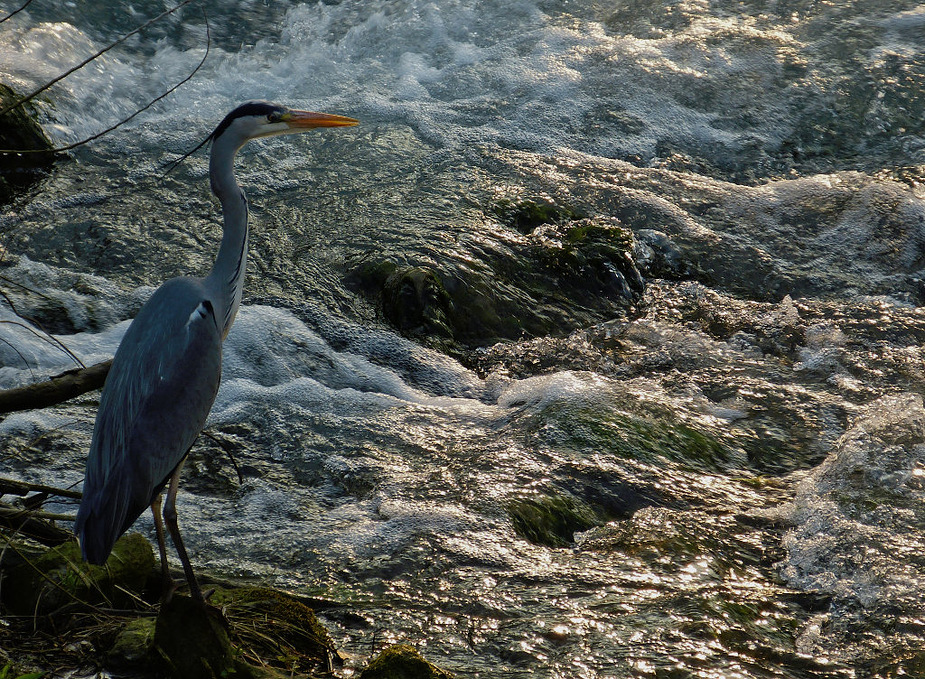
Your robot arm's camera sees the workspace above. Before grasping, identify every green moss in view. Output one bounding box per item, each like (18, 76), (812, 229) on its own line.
(493, 197), (586, 234)
(210, 586), (338, 673)
(0, 665), (44, 679)
(0, 532), (154, 616)
(564, 221), (634, 250)
(360, 644), (454, 679)
(107, 617), (157, 670)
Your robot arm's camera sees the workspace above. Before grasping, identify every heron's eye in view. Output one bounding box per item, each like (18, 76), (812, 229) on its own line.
(268, 111), (283, 124)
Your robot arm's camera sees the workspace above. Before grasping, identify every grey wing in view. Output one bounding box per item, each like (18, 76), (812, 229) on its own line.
(75, 278), (223, 563)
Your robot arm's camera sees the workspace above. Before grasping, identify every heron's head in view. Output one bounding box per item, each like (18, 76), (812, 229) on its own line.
(211, 100), (358, 148)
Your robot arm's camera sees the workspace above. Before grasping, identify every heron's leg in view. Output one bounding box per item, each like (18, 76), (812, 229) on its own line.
(162, 460), (204, 603)
(150, 494), (174, 599)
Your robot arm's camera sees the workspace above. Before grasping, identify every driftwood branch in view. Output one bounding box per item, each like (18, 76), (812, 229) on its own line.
(0, 359), (111, 415)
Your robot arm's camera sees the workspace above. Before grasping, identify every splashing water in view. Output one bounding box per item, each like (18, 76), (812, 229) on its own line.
(2, 0), (925, 676)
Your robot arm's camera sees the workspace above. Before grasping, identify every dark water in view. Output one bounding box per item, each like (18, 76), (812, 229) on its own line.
(2, 0), (925, 676)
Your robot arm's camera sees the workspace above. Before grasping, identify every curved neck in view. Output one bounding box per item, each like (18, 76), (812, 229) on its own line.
(204, 138), (248, 339)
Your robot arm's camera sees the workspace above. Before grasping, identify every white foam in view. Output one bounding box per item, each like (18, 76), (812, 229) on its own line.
(778, 394), (925, 607)
(0, 0), (846, 171)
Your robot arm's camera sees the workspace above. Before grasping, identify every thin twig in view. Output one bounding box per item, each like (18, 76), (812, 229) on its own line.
(201, 430), (245, 485)
(0, 287), (85, 368)
(0, 0), (34, 25)
(0, 7), (212, 156)
(0, 273), (56, 301)
(0, 333), (35, 378)
(0, 0), (197, 117)
(0, 318), (85, 370)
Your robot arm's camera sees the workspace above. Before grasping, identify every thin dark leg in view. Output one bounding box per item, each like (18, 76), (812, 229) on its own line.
(150, 494), (174, 600)
(162, 460), (204, 603)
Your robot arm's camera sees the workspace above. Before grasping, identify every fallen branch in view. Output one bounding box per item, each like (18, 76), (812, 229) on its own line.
(0, 359), (111, 415)
(0, 501), (73, 546)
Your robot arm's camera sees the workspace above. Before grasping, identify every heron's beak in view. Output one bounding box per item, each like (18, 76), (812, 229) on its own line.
(284, 110), (359, 129)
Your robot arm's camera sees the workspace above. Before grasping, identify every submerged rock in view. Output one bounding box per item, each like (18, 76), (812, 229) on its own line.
(507, 493), (600, 548)
(360, 644), (454, 679)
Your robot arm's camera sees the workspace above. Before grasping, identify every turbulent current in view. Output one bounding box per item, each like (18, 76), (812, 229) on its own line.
(2, 0), (925, 676)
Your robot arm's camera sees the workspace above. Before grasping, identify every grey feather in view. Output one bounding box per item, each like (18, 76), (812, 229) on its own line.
(75, 278), (222, 563)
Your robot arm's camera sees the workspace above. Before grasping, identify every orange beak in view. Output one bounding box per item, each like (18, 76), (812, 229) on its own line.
(284, 110), (359, 129)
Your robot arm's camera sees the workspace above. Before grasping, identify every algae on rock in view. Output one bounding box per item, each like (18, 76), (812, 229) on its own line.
(360, 644), (455, 679)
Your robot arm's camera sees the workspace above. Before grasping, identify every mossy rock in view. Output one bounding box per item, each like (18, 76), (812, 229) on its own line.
(0, 532), (154, 616)
(535, 218), (644, 301)
(154, 587), (341, 679)
(508, 493), (601, 547)
(360, 644), (454, 679)
(346, 206), (644, 353)
(107, 617), (158, 671)
(0, 83), (56, 203)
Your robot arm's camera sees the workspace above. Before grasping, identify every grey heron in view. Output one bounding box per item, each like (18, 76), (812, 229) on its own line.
(74, 101), (357, 601)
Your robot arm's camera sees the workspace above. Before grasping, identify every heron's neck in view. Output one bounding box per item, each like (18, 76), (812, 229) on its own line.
(205, 139), (248, 339)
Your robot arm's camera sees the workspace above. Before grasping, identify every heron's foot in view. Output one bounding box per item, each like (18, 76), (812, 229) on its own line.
(160, 577), (181, 605)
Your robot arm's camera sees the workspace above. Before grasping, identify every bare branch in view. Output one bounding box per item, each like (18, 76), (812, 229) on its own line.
(0, 477), (82, 500)
(0, 0), (197, 117)
(0, 0), (34, 25)
(0, 359), (111, 415)
(0, 502), (73, 546)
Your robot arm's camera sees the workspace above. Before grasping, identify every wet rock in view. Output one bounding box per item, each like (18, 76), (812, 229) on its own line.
(0, 532), (154, 616)
(382, 266), (455, 339)
(0, 83), (57, 203)
(634, 229), (691, 279)
(360, 644), (454, 679)
(346, 198), (646, 353)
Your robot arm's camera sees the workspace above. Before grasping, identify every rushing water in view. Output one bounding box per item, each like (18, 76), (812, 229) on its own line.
(2, 0), (925, 676)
